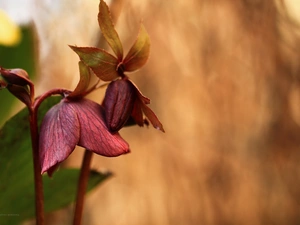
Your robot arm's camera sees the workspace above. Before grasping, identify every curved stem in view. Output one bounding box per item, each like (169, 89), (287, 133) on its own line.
(73, 150), (93, 225)
(33, 88), (71, 111)
(28, 87), (70, 225)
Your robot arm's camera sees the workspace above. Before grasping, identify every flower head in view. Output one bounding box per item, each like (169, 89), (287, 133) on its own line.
(39, 98), (129, 176)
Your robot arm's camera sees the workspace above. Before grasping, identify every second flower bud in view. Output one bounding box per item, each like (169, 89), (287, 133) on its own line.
(103, 78), (136, 132)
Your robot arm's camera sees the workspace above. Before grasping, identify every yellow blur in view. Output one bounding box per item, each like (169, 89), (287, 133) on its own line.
(0, 9), (21, 46)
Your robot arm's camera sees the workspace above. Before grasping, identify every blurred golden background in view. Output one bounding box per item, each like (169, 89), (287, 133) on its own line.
(2, 0), (300, 224)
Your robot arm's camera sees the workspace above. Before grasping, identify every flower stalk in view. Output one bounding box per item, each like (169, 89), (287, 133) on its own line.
(73, 150), (93, 225)
(29, 107), (44, 225)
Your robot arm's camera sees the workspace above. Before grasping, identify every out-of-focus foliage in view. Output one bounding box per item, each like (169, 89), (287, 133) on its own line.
(0, 25), (35, 126)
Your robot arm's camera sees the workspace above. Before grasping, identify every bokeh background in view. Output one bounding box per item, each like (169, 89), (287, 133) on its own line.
(1, 0), (300, 224)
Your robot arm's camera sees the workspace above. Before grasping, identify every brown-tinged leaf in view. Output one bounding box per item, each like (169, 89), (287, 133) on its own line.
(70, 46), (119, 81)
(123, 24), (150, 72)
(39, 99), (80, 174)
(98, 0), (123, 60)
(68, 61), (91, 98)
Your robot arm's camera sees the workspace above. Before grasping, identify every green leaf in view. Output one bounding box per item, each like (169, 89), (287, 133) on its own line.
(70, 46), (119, 81)
(44, 169), (111, 213)
(0, 97), (111, 225)
(123, 24), (150, 72)
(98, 0), (123, 60)
(68, 61), (91, 98)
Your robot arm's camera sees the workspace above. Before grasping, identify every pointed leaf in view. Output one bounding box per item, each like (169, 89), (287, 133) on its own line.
(68, 61), (91, 98)
(70, 46), (119, 81)
(123, 24), (150, 72)
(72, 98), (130, 156)
(39, 99), (80, 174)
(98, 0), (123, 60)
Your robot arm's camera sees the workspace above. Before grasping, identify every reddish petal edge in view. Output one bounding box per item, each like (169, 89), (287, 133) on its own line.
(140, 102), (165, 132)
(127, 79), (165, 132)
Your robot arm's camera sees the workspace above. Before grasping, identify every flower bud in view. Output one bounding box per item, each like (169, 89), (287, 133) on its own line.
(0, 68), (30, 86)
(103, 79), (136, 132)
(7, 84), (31, 107)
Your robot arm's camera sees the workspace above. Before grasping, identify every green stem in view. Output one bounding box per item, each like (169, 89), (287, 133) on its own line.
(73, 150), (93, 225)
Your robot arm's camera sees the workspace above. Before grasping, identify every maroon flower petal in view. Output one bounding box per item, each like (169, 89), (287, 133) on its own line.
(140, 102), (165, 132)
(39, 99), (80, 175)
(127, 79), (165, 132)
(127, 79), (150, 104)
(131, 99), (144, 126)
(72, 99), (130, 156)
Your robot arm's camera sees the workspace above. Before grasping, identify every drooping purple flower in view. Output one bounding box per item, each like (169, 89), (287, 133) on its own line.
(70, 0), (164, 133)
(39, 97), (129, 176)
